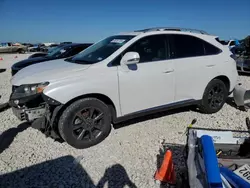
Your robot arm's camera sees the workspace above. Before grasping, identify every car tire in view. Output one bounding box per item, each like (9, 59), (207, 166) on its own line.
(58, 98), (111, 149)
(18, 49), (25, 54)
(199, 79), (228, 114)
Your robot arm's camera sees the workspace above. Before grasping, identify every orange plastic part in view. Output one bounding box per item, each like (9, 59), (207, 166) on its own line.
(154, 150), (176, 184)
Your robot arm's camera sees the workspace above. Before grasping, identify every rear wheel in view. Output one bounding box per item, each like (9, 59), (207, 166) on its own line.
(58, 98), (111, 149)
(199, 79), (228, 114)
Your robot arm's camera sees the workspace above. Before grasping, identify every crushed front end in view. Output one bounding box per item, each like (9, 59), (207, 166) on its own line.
(9, 82), (63, 139)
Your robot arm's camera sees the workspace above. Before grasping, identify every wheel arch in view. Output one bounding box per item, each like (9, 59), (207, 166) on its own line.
(57, 93), (118, 123)
(212, 75), (230, 92)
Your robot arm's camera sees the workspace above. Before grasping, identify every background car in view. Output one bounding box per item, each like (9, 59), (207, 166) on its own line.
(0, 42), (27, 53)
(11, 43), (93, 75)
(60, 42), (72, 45)
(28, 43), (45, 52)
(40, 43), (60, 52)
(28, 52), (48, 59)
(234, 37), (250, 73)
(228, 39), (240, 49)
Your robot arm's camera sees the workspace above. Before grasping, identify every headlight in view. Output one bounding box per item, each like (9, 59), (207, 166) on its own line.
(14, 82), (49, 96)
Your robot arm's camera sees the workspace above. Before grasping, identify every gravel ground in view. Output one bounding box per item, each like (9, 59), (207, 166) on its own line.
(0, 53), (250, 188)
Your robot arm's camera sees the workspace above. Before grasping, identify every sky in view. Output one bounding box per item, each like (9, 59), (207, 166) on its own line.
(0, 0), (249, 43)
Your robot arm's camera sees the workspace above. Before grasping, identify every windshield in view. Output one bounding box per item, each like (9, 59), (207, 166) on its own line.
(46, 46), (68, 58)
(67, 35), (135, 64)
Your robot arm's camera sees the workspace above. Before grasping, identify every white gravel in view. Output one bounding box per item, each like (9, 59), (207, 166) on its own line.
(0, 54), (250, 187)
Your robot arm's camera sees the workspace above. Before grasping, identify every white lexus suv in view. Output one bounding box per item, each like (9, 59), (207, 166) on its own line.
(10, 27), (238, 149)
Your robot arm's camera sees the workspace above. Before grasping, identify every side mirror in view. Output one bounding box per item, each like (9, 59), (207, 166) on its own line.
(121, 52), (140, 65)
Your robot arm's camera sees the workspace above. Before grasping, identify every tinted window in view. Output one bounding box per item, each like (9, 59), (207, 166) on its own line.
(203, 42), (221, 55)
(70, 35), (135, 64)
(68, 46), (88, 56)
(171, 35), (205, 58)
(46, 46), (68, 58)
(126, 35), (167, 63)
(110, 55), (122, 66)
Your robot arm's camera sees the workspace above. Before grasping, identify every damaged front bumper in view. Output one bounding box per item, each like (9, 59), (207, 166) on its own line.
(11, 104), (46, 121)
(9, 90), (61, 122)
(9, 85), (64, 140)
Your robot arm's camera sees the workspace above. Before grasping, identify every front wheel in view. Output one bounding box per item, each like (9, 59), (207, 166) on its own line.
(58, 98), (111, 149)
(199, 79), (228, 114)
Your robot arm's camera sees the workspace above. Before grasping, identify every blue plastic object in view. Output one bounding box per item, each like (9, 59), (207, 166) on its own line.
(220, 167), (250, 188)
(201, 135), (223, 188)
(235, 40), (240, 46)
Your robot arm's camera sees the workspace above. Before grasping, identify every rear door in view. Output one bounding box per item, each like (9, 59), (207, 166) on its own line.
(169, 34), (219, 101)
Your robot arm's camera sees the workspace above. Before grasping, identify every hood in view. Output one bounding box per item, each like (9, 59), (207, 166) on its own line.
(12, 56), (52, 70)
(11, 59), (91, 86)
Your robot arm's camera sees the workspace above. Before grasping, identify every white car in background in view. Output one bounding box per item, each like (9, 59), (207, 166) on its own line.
(10, 27), (238, 149)
(228, 40), (237, 49)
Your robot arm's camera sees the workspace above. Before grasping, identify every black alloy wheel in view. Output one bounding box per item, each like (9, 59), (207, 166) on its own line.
(200, 79), (228, 114)
(207, 83), (225, 110)
(72, 107), (104, 141)
(58, 98), (111, 149)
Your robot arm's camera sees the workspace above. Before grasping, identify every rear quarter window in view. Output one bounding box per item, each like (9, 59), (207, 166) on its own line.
(203, 41), (222, 55)
(171, 34), (205, 58)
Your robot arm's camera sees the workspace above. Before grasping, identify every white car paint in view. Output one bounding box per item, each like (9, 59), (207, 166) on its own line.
(12, 29), (238, 118)
(118, 59), (175, 115)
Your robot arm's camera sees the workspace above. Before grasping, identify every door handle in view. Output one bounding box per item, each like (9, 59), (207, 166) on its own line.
(206, 64), (215, 67)
(163, 69), (174, 73)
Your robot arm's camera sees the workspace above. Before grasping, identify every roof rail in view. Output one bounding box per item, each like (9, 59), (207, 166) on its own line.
(134, 27), (209, 35)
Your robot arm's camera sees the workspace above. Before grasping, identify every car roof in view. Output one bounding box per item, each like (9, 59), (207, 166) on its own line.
(119, 27), (218, 39)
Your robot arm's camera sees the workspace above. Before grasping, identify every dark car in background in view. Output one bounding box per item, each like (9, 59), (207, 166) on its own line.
(11, 43), (93, 76)
(28, 52), (48, 59)
(41, 44), (60, 52)
(233, 36), (250, 74)
(60, 42), (72, 45)
(28, 43), (45, 52)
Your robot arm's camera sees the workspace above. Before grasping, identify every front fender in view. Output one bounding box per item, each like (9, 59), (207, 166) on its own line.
(43, 67), (121, 116)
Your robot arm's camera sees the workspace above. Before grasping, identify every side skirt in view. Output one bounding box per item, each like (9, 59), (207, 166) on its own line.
(113, 99), (201, 124)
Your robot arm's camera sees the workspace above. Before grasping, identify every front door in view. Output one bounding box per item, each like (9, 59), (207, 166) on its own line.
(118, 35), (175, 115)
